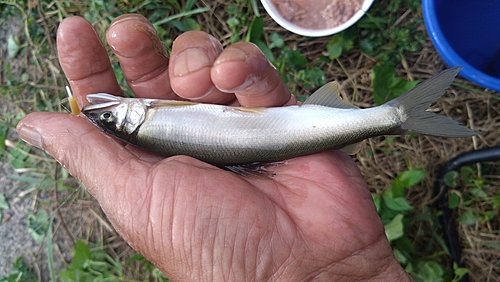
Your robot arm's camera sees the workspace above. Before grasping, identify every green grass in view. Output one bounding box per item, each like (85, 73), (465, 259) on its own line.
(0, 0), (497, 281)
(374, 169), (469, 282)
(446, 165), (500, 226)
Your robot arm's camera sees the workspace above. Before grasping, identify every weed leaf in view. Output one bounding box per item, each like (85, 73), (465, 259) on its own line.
(0, 193), (8, 210)
(384, 213), (404, 242)
(0, 193), (8, 223)
(72, 241), (92, 269)
(245, 17), (274, 62)
(246, 16), (264, 42)
(415, 261), (445, 281)
(0, 123), (8, 152)
(444, 170), (459, 187)
(27, 210), (49, 244)
(326, 31), (355, 60)
(0, 257), (38, 282)
(372, 64), (419, 105)
(384, 195), (414, 212)
(392, 170), (427, 197)
(459, 210), (478, 225)
(7, 35), (21, 58)
(448, 193), (460, 209)
(269, 33), (284, 49)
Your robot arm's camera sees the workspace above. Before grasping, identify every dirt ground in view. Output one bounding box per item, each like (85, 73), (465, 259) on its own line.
(0, 16), (38, 277)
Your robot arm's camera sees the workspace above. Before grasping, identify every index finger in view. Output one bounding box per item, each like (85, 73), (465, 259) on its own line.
(105, 14), (176, 100)
(57, 16), (122, 106)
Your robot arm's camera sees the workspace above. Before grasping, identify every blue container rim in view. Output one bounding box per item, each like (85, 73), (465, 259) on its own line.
(422, 0), (500, 92)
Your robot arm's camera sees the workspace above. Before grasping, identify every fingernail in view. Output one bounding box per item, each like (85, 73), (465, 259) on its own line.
(214, 48), (247, 65)
(187, 85), (215, 101)
(17, 124), (43, 150)
(110, 14), (149, 27)
(212, 48), (253, 92)
(173, 48), (211, 76)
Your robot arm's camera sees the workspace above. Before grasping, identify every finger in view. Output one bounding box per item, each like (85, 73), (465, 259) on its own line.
(57, 16), (122, 106)
(106, 14), (175, 99)
(211, 42), (296, 107)
(169, 31), (234, 104)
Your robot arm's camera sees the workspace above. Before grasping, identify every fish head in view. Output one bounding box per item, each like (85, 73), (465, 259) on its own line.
(82, 94), (147, 139)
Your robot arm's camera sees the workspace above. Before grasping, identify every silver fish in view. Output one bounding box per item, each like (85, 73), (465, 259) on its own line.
(82, 67), (478, 166)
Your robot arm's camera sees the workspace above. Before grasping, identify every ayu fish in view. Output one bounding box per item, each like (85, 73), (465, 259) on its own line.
(81, 67), (478, 166)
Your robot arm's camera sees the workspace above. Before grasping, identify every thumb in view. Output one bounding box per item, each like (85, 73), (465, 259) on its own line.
(16, 112), (148, 195)
(15, 113), (157, 238)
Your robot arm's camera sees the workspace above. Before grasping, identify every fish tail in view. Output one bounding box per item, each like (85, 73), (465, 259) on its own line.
(386, 67), (479, 138)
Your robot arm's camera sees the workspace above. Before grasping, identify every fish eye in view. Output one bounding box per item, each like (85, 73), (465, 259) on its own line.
(100, 112), (114, 123)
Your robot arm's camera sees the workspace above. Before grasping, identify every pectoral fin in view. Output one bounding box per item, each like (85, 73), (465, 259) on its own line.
(339, 142), (363, 155)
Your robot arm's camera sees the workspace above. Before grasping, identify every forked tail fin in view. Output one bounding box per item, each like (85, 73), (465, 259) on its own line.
(386, 67), (479, 138)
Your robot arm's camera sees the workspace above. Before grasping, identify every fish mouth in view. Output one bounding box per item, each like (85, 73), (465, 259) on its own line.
(81, 93), (121, 112)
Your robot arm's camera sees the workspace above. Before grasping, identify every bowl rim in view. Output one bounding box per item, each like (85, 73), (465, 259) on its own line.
(261, 0), (374, 37)
(422, 0), (500, 91)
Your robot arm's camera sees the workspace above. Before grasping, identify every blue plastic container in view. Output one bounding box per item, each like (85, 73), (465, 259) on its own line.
(423, 0), (500, 92)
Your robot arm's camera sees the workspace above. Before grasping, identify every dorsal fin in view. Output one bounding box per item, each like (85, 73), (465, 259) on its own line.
(230, 106), (265, 114)
(148, 100), (198, 107)
(302, 82), (358, 109)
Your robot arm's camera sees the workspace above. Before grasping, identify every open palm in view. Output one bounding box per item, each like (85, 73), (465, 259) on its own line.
(17, 15), (411, 281)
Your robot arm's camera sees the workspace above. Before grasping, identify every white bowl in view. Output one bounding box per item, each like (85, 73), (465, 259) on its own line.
(261, 0), (374, 37)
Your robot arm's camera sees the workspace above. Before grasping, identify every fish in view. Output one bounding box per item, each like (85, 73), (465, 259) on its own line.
(81, 67), (478, 166)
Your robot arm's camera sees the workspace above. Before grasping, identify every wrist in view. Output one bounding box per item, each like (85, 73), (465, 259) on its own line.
(296, 259), (413, 282)
(270, 237), (413, 282)
(369, 258), (414, 282)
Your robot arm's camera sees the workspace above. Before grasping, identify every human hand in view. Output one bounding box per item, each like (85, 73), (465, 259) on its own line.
(16, 15), (412, 281)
